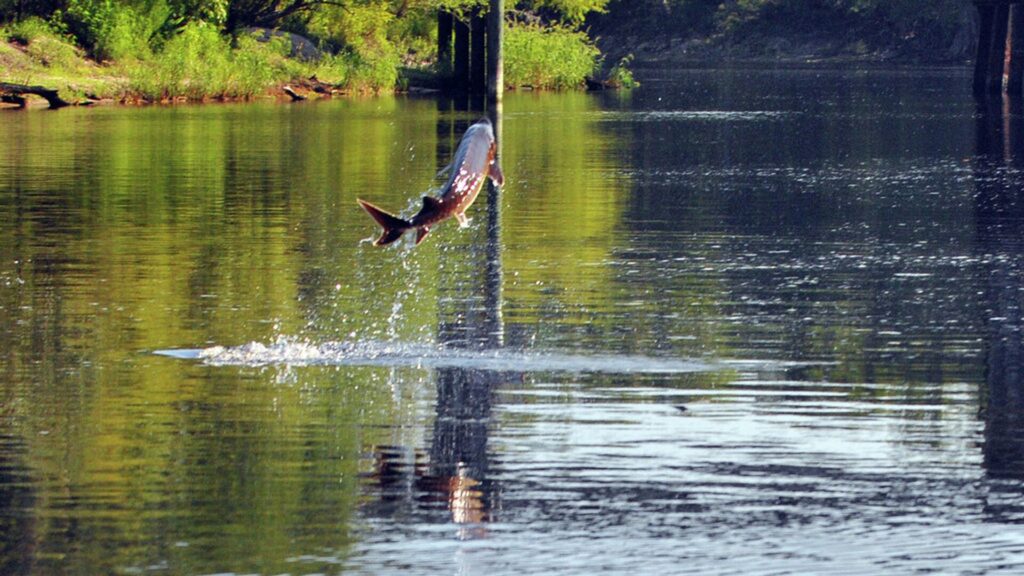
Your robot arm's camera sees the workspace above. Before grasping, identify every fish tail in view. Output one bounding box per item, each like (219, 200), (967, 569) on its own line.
(357, 199), (411, 246)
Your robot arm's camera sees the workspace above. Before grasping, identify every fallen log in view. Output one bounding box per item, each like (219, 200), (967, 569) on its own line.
(283, 86), (307, 101)
(1, 94), (27, 107)
(0, 82), (72, 109)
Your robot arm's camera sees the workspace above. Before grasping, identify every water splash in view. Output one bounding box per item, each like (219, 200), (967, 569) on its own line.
(154, 338), (811, 374)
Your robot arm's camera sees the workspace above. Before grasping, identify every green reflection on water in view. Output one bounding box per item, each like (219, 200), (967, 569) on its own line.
(0, 69), (998, 574)
(0, 91), (642, 573)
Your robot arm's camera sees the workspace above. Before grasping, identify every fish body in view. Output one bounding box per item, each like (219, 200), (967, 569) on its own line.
(358, 118), (504, 246)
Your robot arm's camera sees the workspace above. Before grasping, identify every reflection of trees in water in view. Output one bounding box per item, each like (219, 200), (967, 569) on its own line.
(975, 97), (1024, 519)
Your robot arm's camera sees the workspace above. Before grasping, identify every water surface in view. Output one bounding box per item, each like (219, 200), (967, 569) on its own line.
(3, 67), (1024, 574)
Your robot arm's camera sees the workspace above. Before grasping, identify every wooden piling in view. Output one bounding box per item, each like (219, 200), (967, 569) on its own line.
(438, 1), (501, 96)
(989, 4), (1012, 93)
(976, 3), (997, 95)
(437, 11), (453, 77)
(454, 16), (470, 91)
(485, 99), (504, 348)
(471, 12), (487, 94)
(1008, 5), (1024, 94)
(487, 0), (504, 101)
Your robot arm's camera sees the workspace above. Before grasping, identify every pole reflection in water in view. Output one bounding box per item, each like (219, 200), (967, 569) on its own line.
(975, 96), (1024, 519)
(365, 99), (509, 538)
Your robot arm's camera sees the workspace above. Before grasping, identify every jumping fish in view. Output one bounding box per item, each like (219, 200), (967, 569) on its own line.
(357, 118), (505, 247)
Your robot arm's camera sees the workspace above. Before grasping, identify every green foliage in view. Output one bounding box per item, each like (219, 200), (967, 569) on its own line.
(528, 0), (607, 24)
(127, 21), (285, 99)
(606, 53), (636, 89)
(1, 16), (126, 97)
(304, 1), (401, 89)
(60, 0), (174, 60)
(305, 48), (399, 92)
(504, 21), (599, 89)
(385, 4), (435, 61)
(169, 0), (227, 26)
(306, 1), (392, 54)
(435, 0), (485, 17)
(1, 0), (619, 100)
(344, 48), (399, 91)
(124, 21), (396, 101)
(3, 16), (82, 68)
(5, 14), (56, 42)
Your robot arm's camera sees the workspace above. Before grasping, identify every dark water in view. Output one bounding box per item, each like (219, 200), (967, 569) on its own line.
(3, 67), (1024, 574)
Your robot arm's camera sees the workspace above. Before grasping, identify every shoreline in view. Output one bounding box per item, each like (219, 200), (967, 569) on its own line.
(594, 27), (975, 73)
(3, 42), (975, 111)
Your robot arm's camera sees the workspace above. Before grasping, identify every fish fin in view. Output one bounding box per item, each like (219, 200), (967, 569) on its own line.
(415, 226), (431, 245)
(357, 198), (411, 246)
(435, 162), (452, 180)
(422, 196), (443, 211)
(489, 162), (504, 187)
(456, 212), (469, 227)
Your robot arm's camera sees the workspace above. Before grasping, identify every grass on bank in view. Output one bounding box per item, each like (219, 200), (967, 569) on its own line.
(1, 17), (397, 103)
(124, 22), (397, 101)
(2, 16), (627, 104)
(1, 17), (125, 99)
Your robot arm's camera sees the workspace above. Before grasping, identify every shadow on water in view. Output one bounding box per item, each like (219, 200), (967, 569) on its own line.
(975, 96), (1024, 518)
(364, 97), (511, 537)
(0, 435), (35, 576)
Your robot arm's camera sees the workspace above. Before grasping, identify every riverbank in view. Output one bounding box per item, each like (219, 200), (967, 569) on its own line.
(589, 1), (978, 69)
(3, 16), (972, 110)
(1, 16), (617, 110)
(0, 17), (407, 109)
(596, 32), (975, 70)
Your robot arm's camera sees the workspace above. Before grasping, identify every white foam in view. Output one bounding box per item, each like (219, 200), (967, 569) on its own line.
(157, 338), (733, 373)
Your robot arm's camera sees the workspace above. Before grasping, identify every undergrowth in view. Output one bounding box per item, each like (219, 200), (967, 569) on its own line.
(504, 21), (600, 89)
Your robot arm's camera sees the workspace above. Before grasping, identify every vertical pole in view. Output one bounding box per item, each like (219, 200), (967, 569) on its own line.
(454, 16), (470, 91)
(487, 0), (504, 102)
(988, 4), (1011, 94)
(1008, 5), (1024, 94)
(438, 11), (453, 80)
(1007, 95), (1022, 166)
(485, 100), (503, 349)
(1004, 94), (1014, 162)
(976, 3), (997, 96)
(471, 12), (487, 94)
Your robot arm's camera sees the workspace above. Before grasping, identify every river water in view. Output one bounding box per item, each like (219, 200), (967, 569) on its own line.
(2, 67), (1024, 574)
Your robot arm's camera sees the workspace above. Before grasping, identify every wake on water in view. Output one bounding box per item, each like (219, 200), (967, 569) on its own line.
(155, 338), (818, 374)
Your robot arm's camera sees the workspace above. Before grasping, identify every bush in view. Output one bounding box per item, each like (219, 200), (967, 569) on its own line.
(60, 0), (173, 61)
(606, 54), (637, 89)
(93, 0), (170, 60)
(127, 21), (292, 99)
(4, 16), (83, 69)
(302, 2), (401, 92)
(504, 21), (599, 89)
(5, 15), (55, 43)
